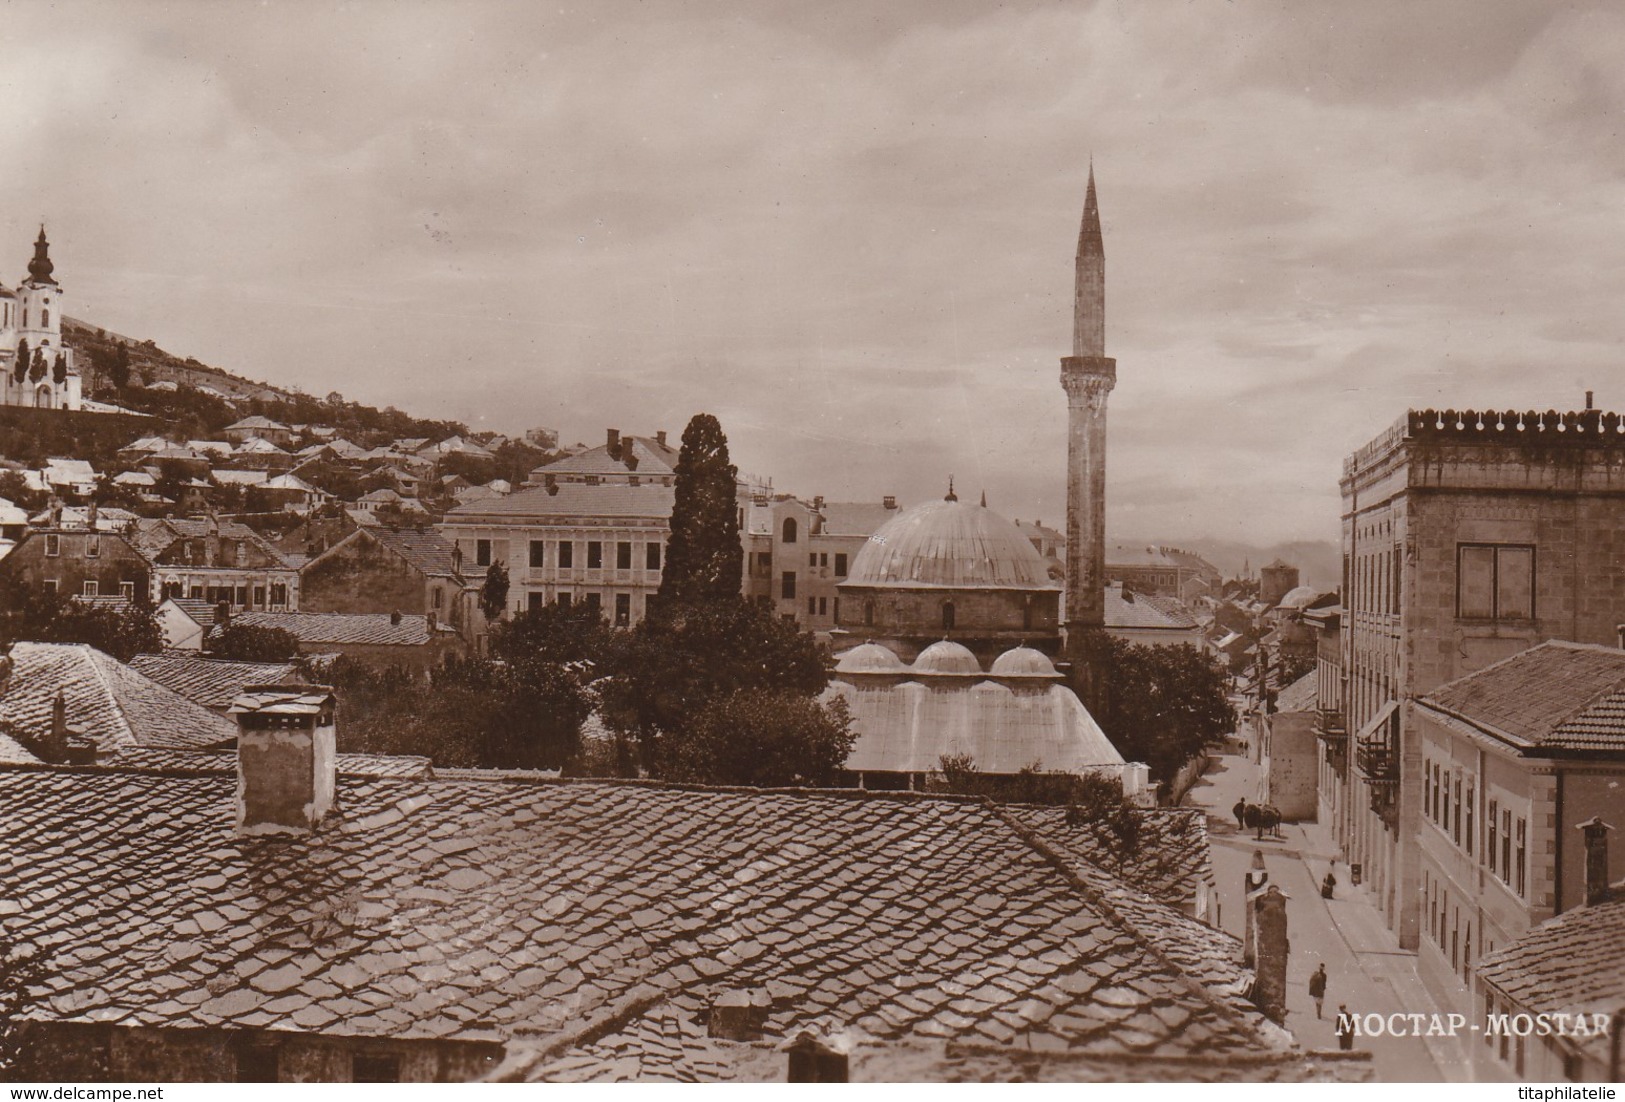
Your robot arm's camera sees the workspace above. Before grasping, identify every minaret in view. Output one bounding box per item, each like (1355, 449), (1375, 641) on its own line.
(1061, 166), (1115, 637)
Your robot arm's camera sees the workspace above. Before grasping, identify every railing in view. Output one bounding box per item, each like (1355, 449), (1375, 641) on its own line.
(1355, 737), (1399, 784)
(1315, 708), (1347, 741)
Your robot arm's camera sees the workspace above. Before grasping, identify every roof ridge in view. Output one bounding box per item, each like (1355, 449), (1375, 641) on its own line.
(76, 645), (140, 749)
(986, 801), (1282, 1049)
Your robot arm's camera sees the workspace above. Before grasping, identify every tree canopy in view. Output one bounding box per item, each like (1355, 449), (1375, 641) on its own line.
(209, 622), (301, 662)
(0, 581), (163, 662)
(1088, 637), (1236, 784)
(656, 413), (741, 606)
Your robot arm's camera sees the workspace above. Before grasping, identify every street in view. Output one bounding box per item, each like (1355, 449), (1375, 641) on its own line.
(1183, 749), (1479, 1082)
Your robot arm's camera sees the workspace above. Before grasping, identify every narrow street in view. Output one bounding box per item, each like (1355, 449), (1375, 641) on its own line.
(1183, 749), (1478, 1082)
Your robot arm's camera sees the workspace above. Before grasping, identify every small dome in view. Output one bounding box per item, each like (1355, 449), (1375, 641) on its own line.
(834, 642), (907, 675)
(989, 646), (1061, 679)
(911, 640), (982, 676)
(844, 498), (1058, 590)
(0, 285), (14, 300)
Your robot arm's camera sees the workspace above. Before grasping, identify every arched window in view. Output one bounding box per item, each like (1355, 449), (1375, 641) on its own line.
(21, 307), (26, 328)
(782, 517), (798, 544)
(941, 600), (956, 630)
(33, 386), (52, 409)
(41, 309), (48, 329)
(863, 600), (875, 627)
(1022, 596), (1034, 631)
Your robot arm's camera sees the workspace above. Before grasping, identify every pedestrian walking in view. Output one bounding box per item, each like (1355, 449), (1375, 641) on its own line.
(1308, 963), (1328, 1019)
(1233, 797), (1248, 830)
(1321, 867), (1337, 900)
(1335, 1004), (1355, 1051)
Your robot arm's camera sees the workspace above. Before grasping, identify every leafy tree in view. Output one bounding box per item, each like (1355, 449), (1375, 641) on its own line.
(0, 933), (48, 1080)
(0, 581), (164, 662)
(209, 622), (301, 661)
(489, 600), (610, 667)
(656, 413), (741, 606)
(0, 471), (47, 512)
(661, 689), (854, 787)
(479, 560), (509, 621)
(1088, 637), (1236, 785)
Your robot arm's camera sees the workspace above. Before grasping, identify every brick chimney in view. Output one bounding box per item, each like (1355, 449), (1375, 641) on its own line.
(655, 430), (667, 448)
(1579, 817), (1615, 906)
(606, 428), (620, 458)
(230, 686), (337, 835)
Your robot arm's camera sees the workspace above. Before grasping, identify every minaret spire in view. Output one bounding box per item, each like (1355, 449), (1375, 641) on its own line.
(1073, 167), (1104, 358)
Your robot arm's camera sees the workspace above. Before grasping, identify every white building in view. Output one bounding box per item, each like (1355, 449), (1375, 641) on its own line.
(0, 228), (82, 411)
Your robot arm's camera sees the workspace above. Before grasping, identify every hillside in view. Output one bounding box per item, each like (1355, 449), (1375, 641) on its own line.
(63, 316), (295, 403)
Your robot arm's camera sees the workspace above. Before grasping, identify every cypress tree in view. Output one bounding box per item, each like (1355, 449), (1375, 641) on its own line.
(657, 413), (742, 606)
(12, 339), (27, 384)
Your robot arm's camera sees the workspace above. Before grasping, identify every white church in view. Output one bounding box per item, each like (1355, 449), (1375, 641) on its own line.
(0, 227), (82, 411)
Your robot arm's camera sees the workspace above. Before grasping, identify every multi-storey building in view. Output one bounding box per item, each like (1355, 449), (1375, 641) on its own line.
(742, 494), (901, 631)
(1328, 406), (1625, 949)
(0, 228), (82, 411)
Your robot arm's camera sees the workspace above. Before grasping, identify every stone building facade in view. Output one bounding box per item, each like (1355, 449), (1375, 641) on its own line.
(0, 526), (150, 602)
(1327, 406), (1625, 950)
(742, 495), (900, 632)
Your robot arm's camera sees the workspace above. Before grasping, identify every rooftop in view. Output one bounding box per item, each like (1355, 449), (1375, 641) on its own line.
(218, 611), (451, 647)
(447, 481), (676, 521)
(1418, 641), (1625, 753)
(0, 768), (1288, 1076)
(843, 498), (1058, 591)
(128, 652), (303, 711)
(1104, 587), (1199, 631)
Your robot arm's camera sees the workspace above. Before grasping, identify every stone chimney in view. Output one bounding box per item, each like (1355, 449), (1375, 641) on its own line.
(606, 428), (620, 458)
(41, 691), (69, 763)
(882, 495), (897, 510)
(786, 1033), (849, 1083)
(1579, 817), (1615, 906)
(1249, 884), (1290, 1023)
(707, 988), (770, 1040)
(230, 686), (337, 835)
(390, 609), (403, 626)
(656, 430), (667, 448)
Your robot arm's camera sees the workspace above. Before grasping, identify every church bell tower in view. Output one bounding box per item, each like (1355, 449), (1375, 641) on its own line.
(1061, 167), (1115, 636)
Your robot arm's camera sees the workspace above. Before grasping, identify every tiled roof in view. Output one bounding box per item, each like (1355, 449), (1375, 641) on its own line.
(1475, 899), (1625, 1063)
(819, 502), (901, 536)
(0, 773), (1288, 1072)
(1419, 641), (1625, 752)
(128, 653), (302, 711)
(532, 436), (678, 479)
(129, 518), (292, 568)
(360, 526), (461, 577)
(162, 598), (219, 625)
(0, 642), (238, 753)
(0, 730), (37, 764)
(1009, 806), (1216, 914)
(1273, 670), (1319, 714)
(448, 482), (676, 521)
(106, 748), (435, 778)
(1104, 587), (1199, 631)
(225, 416), (288, 431)
(222, 611), (445, 647)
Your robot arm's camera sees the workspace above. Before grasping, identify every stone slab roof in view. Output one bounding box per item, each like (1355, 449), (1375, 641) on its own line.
(1104, 588), (1198, 631)
(0, 642), (238, 753)
(106, 748), (434, 778)
(358, 526), (461, 578)
(1273, 670), (1319, 714)
(0, 771), (1287, 1075)
(130, 518), (292, 569)
(220, 611), (447, 647)
(1475, 898), (1625, 1064)
(448, 482), (676, 521)
(1009, 806), (1216, 914)
(0, 729), (38, 763)
(1419, 641), (1625, 753)
(128, 653), (302, 711)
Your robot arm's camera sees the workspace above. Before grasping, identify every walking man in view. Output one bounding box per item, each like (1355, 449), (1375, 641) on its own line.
(1233, 797), (1248, 830)
(1335, 1005), (1355, 1051)
(1308, 963), (1328, 1019)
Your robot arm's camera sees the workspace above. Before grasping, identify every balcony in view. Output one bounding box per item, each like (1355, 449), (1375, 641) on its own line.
(1314, 707), (1347, 741)
(1355, 737), (1399, 784)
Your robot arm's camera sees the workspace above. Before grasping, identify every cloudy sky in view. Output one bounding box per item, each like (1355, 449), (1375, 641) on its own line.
(1, 1), (1621, 547)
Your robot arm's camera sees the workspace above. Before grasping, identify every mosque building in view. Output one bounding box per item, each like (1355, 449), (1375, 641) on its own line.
(0, 227), (82, 411)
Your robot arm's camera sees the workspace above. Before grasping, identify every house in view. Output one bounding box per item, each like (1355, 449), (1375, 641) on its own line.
(185, 440), (234, 460)
(206, 610), (464, 671)
(0, 641), (236, 760)
(416, 435), (493, 461)
(524, 428), (677, 487)
(1106, 544), (1223, 601)
(228, 436), (295, 472)
(130, 517), (299, 610)
(38, 458), (98, 498)
(741, 495), (902, 632)
(1103, 583), (1204, 649)
(0, 689), (1348, 1082)
(299, 526), (479, 635)
(1255, 669), (1319, 821)
(155, 597), (217, 650)
(222, 415), (294, 448)
(257, 473), (327, 513)
(0, 524), (150, 603)
(1407, 641), (1625, 1040)
(355, 487), (403, 513)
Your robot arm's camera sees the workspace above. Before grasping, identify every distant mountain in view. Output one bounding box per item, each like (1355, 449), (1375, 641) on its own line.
(1118, 535), (1341, 592)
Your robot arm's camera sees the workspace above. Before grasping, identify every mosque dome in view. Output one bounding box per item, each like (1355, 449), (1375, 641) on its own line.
(834, 642), (908, 675)
(911, 640), (983, 676)
(989, 646), (1062, 679)
(845, 497), (1059, 591)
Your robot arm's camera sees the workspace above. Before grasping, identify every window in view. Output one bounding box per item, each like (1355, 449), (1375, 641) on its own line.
(235, 1043), (279, 1083)
(782, 518), (797, 543)
(254, 585), (266, 607)
(809, 552), (817, 568)
(529, 540), (546, 568)
(615, 592), (631, 627)
(190, 585), (203, 599)
(781, 571), (796, 600)
(433, 587), (443, 610)
(270, 583), (288, 606)
(558, 541), (574, 569)
(45, 533), (60, 557)
(1442, 770), (1451, 832)
(585, 592), (601, 615)
(82, 581), (98, 597)
(475, 539), (492, 567)
(1453, 776), (1462, 846)
(1457, 544), (1534, 619)
(587, 541), (602, 569)
(528, 592), (547, 612)
(1515, 818), (1526, 896)
(818, 597), (827, 616)
(1488, 800), (1499, 874)
(646, 542), (661, 570)
(942, 600), (956, 630)
(351, 1053), (401, 1083)
(1424, 760), (1433, 818)
(834, 553), (848, 577)
(236, 586), (249, 607)
(558, 591), (572, 608)
(617, 541), (632, 570)
(863, 600), (875, 627)
(808, 596), (817, 615)
(119, 581), (135, 599)
(819, 553), (828, 568)
(1466, 780), (1474, 856)
(1502, 809), (1512, 884)
(86, 534), (100, 558)
(41, 308), (48, 328)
